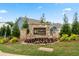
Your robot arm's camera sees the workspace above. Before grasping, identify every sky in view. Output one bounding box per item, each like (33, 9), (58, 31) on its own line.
(0, 3), (79, 23)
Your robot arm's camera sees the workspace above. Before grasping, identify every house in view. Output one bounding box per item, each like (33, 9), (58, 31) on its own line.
(17, 16), (59, 43)
(52, 23), (62, 33)
(50, 23), (62, 39)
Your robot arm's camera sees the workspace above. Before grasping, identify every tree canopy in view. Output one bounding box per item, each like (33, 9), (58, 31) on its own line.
(12, 23), (20, 37)
(71, 12), (79, 34)
(22, 17), (28, 29)
(60, 14), (71, 36)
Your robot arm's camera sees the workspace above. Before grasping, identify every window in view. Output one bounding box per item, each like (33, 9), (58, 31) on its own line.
(33, 28), (46, 35)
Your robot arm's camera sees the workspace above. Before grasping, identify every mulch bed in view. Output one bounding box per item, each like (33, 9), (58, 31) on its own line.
(24, 38), (57, 44)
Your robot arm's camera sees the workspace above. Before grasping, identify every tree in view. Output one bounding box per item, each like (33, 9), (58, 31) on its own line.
(6, 22), (14, 27)
(12, 23), (20, 37)
(40, 13), (46, 23)
(22, 17), (28, 29)
(0, 28), (1, 36)
(0, 25), (6, 36)
(6, 22), (14, 36)
(71, 12), (79, 34)
(60, 14), (71, 36)
(22, 17), (29, 34)
(6, 25), (11, 37)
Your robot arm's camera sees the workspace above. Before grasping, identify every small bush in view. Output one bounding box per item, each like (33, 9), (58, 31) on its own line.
(0, 39), (4, 44)
(69, 34), (78, 40)
(60, 34), (69, 41)
(0, 38), (6, 44)
(9, 37), (18, 43)
(60, 34), (79, 41)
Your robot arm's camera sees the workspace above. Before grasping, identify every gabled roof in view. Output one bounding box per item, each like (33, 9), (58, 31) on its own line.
(53, 23), (62, 28)
(17, 16), (52, 25)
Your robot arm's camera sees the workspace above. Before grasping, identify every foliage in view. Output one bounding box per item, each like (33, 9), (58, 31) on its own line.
(60, 34), (79, 41)
(6, 25), (11, 37)
(60, 14), (71, 36)
(69, 34), (78, 40)
(71, 12), (79, 34)
(0, 25), (6, 36)
(6, 22), (14, 27)
(22, 17), (28, 29)
(9, 37), (18, 43)
(0, 37), (6, 44)
(60, 34), (69, 41)
(0, 39), (4, 44)
(6, 22), (14, 36)
(40, 13), (46, 23)
(0, 28), (2, 36)
(12, 23), (20, 38)
(40, 19), (44, 23)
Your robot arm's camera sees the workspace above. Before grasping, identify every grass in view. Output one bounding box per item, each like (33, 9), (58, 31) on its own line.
(0, 41), (79, 56)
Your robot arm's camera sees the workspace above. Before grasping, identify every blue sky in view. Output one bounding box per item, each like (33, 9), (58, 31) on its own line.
(0, 3), (79, 23)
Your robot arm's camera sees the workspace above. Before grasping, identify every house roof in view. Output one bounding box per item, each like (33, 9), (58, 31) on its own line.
(17, 16), (52, 25)
(53, 23), (62, 29)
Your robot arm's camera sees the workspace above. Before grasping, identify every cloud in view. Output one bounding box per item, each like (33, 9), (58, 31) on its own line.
(38, 6), (43, 9)
(0, 10), (8, 13)
(62, 8), (72, 15)
(63, 8), (72, 11)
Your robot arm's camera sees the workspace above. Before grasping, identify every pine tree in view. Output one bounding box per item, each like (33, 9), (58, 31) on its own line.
(0, 25), (6, 36)
(60, 14), (71, 36)
(22, 17), (29, 34)
(71, 12), (79, 34)
(6, 25), (11, 37)
(0, 28), (1, 36)
(22, 17), (28, 29)
(40, 13), (46, 23)
(12, 23), (20, 37)
(6, 22), (14, 36)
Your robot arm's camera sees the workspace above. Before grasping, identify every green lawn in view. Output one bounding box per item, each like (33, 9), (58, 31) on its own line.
(0, 41), (79, 56)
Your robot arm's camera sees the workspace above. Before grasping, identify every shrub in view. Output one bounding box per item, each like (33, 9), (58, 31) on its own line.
(0, 38), (6, 44)
(9, 37), (18, 43)
(12, 24), (20, 38)
(0, 39), (4, 44)
(60, 34), (69, 41)
(60, 34), (79, 41)
(69, 34), (78, 40)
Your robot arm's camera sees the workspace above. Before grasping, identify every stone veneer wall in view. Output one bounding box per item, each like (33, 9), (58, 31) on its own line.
(20, 29), (27, 42)
(20, 23), (54, 42)
(28, 24), (53, 39)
